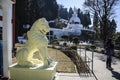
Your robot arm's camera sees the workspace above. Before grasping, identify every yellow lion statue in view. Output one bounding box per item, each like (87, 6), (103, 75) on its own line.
(16, 18), (52, 68)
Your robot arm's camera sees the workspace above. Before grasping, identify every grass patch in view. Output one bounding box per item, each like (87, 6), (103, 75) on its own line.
(48, 48), (76, 73)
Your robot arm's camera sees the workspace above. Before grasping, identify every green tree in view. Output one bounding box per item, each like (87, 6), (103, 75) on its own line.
(93, 12), (99, 28)
(73, 37), (79, 45)
(68, 7), (73, 19)
(83, 12), (91, 28)
(77, 8), (84, 25)
(109, 19), (117, 38)
(93, 11), (100, 39)
(114, 32), (120, 50)
(58, 6), (68, 19)
(15, 0), (58, 42)
(84, 0), (119, 48)
(61, 35), (69, 41)
(77, 9), (91, 28)
(79, 12), (85, 27)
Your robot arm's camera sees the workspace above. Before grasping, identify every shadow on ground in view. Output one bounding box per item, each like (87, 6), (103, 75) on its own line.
(96, 54), (118, 65)
(95, 54), (106, 62)
(111, 70), (120, 80)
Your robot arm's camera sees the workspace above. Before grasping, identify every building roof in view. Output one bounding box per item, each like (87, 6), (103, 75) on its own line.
(69, 9), (81, 24)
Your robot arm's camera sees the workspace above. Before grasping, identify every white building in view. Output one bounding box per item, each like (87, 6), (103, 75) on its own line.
(48, 9), (95, 41)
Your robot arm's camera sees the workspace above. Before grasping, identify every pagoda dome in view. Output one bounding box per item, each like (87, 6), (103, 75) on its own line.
(69, 13), (81, 24)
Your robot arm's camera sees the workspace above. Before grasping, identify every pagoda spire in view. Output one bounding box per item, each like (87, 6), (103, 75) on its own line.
(73, 6), (77, 15)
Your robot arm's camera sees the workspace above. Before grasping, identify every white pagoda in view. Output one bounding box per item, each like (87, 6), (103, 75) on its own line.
(48, 8), (95, 41)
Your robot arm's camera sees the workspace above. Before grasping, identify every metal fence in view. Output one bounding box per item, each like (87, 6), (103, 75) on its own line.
(77, 46), (98, 80)
(49, 44), (98, 80)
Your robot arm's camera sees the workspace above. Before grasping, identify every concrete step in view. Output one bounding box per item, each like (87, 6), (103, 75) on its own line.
(55, 73), (96, 80)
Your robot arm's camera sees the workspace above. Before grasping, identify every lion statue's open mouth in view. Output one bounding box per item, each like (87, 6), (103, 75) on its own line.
(16, 18), (53, 68)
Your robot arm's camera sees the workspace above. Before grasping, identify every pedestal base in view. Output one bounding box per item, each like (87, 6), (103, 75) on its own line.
(9, 62), (57, 80)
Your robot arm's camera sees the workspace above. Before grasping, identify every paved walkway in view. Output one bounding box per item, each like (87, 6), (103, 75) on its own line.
(55, 49), (120, 80)
(85, 50), (120, 80)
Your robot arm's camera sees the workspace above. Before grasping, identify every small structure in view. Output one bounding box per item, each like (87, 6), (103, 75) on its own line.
(9, 18), (57, 80)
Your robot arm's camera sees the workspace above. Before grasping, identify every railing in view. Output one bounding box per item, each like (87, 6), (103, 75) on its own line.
(50, 44), (98, 80)
(77, 45), (98, 80)
(77, 46), (92, 75)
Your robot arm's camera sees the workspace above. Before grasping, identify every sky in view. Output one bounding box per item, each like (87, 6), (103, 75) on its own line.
(56, 0), (120, 32)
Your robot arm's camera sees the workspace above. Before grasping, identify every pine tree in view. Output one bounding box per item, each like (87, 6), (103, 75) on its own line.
(79, 12), (84, 27)
(93, 12), (100, 39)
(83, 12), (91, 28)
(77, 8), (81, 24)
(15, 0), (58, 42)
(68, 7), (73, 19)
(109, 19), (117, 38)
(58, 6), (68, 19)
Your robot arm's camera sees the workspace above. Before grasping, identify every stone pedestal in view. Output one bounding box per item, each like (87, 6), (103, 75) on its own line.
(9, 62), (57, 80)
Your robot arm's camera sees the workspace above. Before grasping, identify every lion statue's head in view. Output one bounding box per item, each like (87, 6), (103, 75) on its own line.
(30, 18), (50, 34)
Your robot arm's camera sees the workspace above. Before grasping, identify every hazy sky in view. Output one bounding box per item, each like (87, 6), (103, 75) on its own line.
(57, 0), (120, 32)
(57, 0), (85, 10)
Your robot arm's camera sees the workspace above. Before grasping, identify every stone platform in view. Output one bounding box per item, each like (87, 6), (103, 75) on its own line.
(9, 62), (57, 80)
